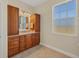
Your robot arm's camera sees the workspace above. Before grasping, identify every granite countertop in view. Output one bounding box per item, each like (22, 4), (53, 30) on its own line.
(8, 32), (39, 37)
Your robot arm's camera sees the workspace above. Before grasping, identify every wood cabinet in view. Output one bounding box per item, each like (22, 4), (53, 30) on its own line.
(19, 33), (40, 52)
(30, 14), (40, 32)
(25, 35), (33, 49)
(32, 33), (40, 46)
(8, 7), (40, 57)
(8, 33), (40, 57)
(19, 35), (26, 51)
(8, 5), (19, 36)
(8, 36), (19, 57)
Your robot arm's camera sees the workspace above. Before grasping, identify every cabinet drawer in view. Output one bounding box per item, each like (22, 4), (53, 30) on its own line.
(13, 47), (19, 54)
(9, 40), (19, 45)
(8, 36), (19, 57)
(8, 38), (19, 49)
(8, 47), (19, 57)
(8, 43), (19, 49)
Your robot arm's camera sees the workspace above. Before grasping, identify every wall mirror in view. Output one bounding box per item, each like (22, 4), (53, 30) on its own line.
(19, 10), (31, 33)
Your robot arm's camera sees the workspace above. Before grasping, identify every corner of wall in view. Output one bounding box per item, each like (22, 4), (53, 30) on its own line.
(40, 43), (79, 58)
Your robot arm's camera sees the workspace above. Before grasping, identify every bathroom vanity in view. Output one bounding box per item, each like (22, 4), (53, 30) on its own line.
(8, 5), (40, 57)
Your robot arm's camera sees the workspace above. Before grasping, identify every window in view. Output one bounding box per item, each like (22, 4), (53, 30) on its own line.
(52, 0), (77, 36)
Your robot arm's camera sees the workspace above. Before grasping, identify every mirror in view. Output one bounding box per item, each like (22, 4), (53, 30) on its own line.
(19, 10), (31, 33)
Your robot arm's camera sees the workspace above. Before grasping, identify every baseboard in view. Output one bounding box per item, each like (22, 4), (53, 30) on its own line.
(40, 43), (79, 58)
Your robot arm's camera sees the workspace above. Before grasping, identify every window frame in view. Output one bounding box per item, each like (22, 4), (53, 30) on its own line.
(52, 0), (78, 36)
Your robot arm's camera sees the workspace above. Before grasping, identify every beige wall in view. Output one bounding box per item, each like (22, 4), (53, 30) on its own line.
(8, 0), (35, 14)
(35, 0), (79, 57)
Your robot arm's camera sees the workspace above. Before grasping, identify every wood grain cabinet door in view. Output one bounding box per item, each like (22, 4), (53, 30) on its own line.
(19, 35), (26, 51)
(8, 5), (19, 36)
(8, 36), (19, 57)
(32, 33), (40, 46)
(32, 34), (36, 46)
(35, 14), (40, 32)
(35, 33), (40, 45)
(30, 14), (40, 32)
(25, 35), (33, 49)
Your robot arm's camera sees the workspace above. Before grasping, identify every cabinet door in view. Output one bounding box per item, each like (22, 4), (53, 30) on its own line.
(25, 35), (33, 49)
(19, 36), (26, 51)
(30, 14), (40, 32)
(30, 15), (35, 32)
(8, 48), (14, 57)
(8, 36), (19, 57)
(35, 33), (40, 45)
(35, 14), (40, 32)
(32, 34), (36, 46)
(8, 5), (19, 36)
(32, 33), (40, 46)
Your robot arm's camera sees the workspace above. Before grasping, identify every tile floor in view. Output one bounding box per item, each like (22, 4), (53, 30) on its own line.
(12, 45), (70, 58)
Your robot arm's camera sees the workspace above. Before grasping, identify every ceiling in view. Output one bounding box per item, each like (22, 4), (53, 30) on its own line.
(19, 0), (48, 7)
